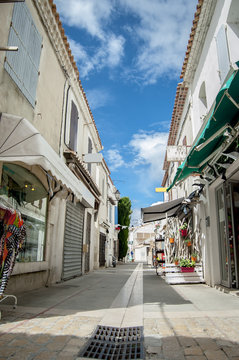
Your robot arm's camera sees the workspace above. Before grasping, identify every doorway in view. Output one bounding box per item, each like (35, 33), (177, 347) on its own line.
(216, 182), (239, 288)
(99, 233), (106, 267)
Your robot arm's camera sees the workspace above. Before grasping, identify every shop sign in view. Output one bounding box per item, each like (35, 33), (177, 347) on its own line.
(167, 145), (187, 161)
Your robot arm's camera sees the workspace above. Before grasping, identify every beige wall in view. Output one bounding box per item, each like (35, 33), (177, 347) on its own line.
(0, 1), (66, 154)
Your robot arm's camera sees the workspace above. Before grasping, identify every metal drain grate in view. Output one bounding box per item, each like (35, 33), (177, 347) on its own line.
(79, 325), (144, 359)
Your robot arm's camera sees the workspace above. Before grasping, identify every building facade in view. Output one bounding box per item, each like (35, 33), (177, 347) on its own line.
(0, 0), (119, 294)
(162, 0), (239, 289)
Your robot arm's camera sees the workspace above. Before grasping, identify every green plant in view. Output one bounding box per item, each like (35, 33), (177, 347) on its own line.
(118, 197), (132, 259)
(179, 223), (187, 230)
(179, 258), (195, 267)
(191, 252), (197, 257)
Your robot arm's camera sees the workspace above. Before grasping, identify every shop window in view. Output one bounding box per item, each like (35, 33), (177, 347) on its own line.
(0, 163), (48, 262)
(69, 101), (78, 152)
(4, 3), (42, 107)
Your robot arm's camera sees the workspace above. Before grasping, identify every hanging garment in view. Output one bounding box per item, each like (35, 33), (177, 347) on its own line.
(0, 205), (26, 296)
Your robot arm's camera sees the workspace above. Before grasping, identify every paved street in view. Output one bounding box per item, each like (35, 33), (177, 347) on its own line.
(0, 263), (239, 359)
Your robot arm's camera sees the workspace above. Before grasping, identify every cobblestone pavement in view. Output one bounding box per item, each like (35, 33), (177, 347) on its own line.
(0, 264), (238, 360)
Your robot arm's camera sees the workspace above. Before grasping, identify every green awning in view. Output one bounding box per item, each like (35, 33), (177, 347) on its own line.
(167, 63), (239, 191)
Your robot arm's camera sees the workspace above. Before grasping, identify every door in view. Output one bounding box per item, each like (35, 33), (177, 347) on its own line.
(84, 213), (91, 273)
(217, 183), (239, 288)
(230, 183), (239, 288)
(99, 233), (106, 267)
(217, 186), (231, 287)
(62, 202), (84, 280)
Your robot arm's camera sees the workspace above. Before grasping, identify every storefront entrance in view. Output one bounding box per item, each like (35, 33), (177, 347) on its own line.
(217, 182), (239, 288)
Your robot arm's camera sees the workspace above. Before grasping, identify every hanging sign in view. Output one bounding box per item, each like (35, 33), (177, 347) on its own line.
(166, 145), (187, 161)
(155, 187), (167, 192)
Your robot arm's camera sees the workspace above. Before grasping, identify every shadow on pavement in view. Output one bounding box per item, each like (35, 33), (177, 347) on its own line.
(143, 269), (192, 305)
(0, 329), (238, 359)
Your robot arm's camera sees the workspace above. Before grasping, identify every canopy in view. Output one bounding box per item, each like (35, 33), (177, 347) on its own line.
(141, 197), (184, 223)
(168, 63), (239, 191)
(0, 113), (95, 207)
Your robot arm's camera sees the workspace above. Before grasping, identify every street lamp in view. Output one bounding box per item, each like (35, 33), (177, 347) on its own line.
(114, 189), (120, 201)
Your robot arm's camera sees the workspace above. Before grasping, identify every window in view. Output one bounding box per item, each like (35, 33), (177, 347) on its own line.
(4, 3), (42, 107)
(199, 81), (207, 108)
(102, 177), (105, 199)
(109, 204), (112, 223)
(87, 137), (93, 173)
(69, 101), (78, 152)
(0, 164), (48, 262)
(215, 25), (230, 84)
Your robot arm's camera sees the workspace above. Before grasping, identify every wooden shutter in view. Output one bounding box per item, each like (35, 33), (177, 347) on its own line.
(5, 3), (42, 106)
(69, 101), (78, 151)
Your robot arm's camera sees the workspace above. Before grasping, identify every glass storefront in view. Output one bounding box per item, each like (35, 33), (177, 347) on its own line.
(217, 182), (239, 288)
(0, 163), (48, 262)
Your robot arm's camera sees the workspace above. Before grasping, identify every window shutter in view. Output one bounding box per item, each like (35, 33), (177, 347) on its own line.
(87, 137), (93, 173)
(69, 101), (78, 152)
(4, 3), (42, 107)
(215, 25), (230, 84)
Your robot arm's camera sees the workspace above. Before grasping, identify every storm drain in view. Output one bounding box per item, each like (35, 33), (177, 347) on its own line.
(79, 325), (144, 359)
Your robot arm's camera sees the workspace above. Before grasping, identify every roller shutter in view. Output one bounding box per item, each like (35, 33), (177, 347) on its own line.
(62, 201), (85, 280)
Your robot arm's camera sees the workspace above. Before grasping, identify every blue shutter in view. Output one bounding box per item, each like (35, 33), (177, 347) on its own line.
(4, 3), (42, 107)
(216, 25), (230, 84)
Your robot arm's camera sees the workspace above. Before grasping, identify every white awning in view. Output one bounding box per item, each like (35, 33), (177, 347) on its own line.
(0, 113), (95, 208)
(141, 197), (184, 223)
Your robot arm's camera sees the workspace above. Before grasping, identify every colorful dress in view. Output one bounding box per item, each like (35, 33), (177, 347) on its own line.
(0, 205), (26, 296)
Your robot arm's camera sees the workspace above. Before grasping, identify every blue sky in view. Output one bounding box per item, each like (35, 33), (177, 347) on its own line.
(55, 0), (198, 225)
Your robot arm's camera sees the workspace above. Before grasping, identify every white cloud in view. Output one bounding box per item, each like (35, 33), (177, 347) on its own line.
(55, 0), (113, 39)
(129, 130), (168, 180)
(67, 35), (125, 78)
(107, 34), (125, 67)
(105, 149), (126, 171)
(105, 130), (168, 198)
(55, 1), (125, 78)
(86, 88), (112, 110)
(56, 0), (196, 83)
(119, 0), (197, 83)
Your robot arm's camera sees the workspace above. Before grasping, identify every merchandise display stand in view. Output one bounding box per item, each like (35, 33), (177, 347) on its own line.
(155, 235), (165, 275)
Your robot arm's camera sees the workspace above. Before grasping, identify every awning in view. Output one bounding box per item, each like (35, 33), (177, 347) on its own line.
(141, 197), (184, 223)
(0, 113), (95, 207)
(168, 63), (239, 191)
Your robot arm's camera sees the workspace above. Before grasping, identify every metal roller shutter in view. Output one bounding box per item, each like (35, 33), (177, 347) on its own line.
(62, 201), (85, 280)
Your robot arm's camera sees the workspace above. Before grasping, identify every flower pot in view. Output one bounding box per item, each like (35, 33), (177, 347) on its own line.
(169, 238), (174, 244)
(191, 256), (197, 262)
(174, 261), (179, 266)
(181, 267), (194, 273)
(185, 241), (191, 247)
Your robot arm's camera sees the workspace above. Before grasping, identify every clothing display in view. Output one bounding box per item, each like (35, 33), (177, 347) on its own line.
(0, 204), (26, 296)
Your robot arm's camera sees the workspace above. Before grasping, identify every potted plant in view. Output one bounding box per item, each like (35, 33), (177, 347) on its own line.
(179, 258), (195, 272)
(169, 237), (175, 244)
(179, 223), (188, 237)
(174, 257), (179, 266)
(191, 253), (197, 262)
(184, 239), (192, 247)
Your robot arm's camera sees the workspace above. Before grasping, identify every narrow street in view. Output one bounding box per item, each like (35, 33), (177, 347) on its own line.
(0, 263), (239, 360)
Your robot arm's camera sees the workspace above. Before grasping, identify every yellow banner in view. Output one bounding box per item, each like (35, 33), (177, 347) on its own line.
(155, 187), (167, 192)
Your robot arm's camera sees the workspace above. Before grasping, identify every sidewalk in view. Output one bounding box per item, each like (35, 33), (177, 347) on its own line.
(0, 263), (238, 359)
(143, 267), (239, 360)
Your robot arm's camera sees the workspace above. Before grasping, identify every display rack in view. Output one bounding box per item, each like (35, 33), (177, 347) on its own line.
(155, 235), (165, 275)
